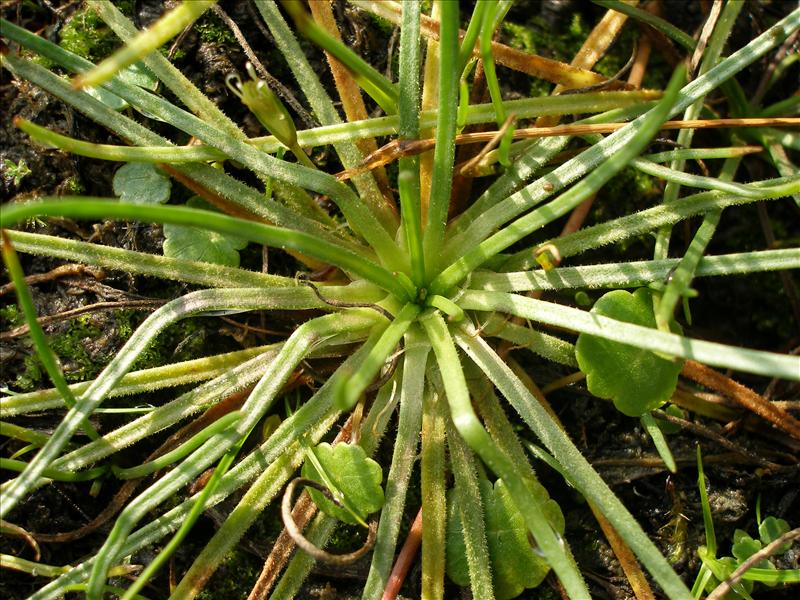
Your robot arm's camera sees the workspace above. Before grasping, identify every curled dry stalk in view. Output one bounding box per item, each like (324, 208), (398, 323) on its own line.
(1, 2), (799, 600)
(281, 477), (379, 565)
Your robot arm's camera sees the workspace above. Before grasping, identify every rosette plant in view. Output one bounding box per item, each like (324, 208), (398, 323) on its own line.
(1, 1), (799, 599)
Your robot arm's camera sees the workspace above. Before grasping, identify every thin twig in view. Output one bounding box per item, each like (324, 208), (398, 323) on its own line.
(591, 452), (783, 468)
(246, 490), (317, 600)
(540, 371), (586, 395)
(0, 299), (165, 340)
(688, 0), (723, 76)
(280, 477), (378, 565)
(247, 415), (355, 600)
(0, 263), (103, 296)
(628, 27), (653, 89)
(337, 118), (798, 179)
(458, 113), (517, 176)
(1, 520), (41, 561)
(650, 409), (781, 469)
(218, 316), (286, 336)
(706, 527), (800, 600)
(297, 277), (393, 321)
(752, 30), (799, 107)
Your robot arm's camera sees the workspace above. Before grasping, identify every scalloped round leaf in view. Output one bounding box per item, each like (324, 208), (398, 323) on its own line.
(446, 478), (559, 599)
(575, 288), (684, 417)
(759, 516), (791, 552)
(732, 531), (774, 570)
(300, 442), (384, 526)
(163, 197), (248, 267)
(112, 162), (171, 205)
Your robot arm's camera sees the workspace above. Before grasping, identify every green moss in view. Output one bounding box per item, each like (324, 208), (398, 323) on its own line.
(0, 304), (23, 328)
(63, 176), (84, 194)
(59, 8), (119, 62)
(503, 14), (593, 97)
(3, 305), (215, 392)
(130, 315), (209, 371)
(48, 313), (104, 382)
(196, 548), (261, 600)
(509, 13), (592, 60)
(14, 354), (44, 392)
(598, 167), (659, 213)
(502, 22), (539, 56)
(325, 521), (369, 552)
(366, 9), (395, 37)
(194, 12), (237, 46)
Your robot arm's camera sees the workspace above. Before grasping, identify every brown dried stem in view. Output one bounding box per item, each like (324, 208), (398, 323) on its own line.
(381, 507), (423, 600)
(337, 118), (799, 180)
(280, 477), (378, 565)
(681, 360), (800, 440)
(0, 263), (103, 297)
(308, 0), (395, 212)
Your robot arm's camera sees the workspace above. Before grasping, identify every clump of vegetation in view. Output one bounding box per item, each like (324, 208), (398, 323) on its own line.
(58, 7), (120, 61)
(1, 2), (799, 599)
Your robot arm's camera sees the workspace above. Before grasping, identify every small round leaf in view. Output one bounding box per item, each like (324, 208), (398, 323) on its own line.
(162, 197), (248, 267)
(575, 288), (684, 417)
(112, 162), (171, 205)
(759, 516), (791, 551)
(447, 478), (561, 599)
(300, 442), (384, 526)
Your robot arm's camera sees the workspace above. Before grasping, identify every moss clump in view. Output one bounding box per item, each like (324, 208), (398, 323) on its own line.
(12, 354), (44, 392)
(196, 548), (260, 600)
(325, 521), (370, 552)
(130, 315), (211, 371)
(2, 306), (213, 392)
(504, 12), (593, 62)
(503, 14), (593, 97)
(48, 313), (105, 382)
(194, 12), (237, 46)
(61, 176), (84, 195)
(0, 303), (22, 328)
(59, 8), (119, 62)
(595, 166), (659, 216)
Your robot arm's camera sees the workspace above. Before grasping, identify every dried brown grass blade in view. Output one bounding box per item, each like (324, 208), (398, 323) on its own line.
(537, 2), (632, 126)
(308, 0), (396, 215)
(353, 1), (629, 89)
(337, 118), (796, 180)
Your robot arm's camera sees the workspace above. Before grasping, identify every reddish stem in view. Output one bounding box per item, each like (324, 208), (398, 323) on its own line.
(381, 508), (424, 600)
